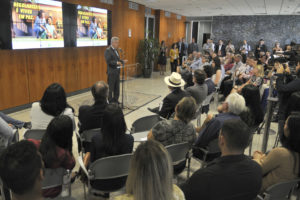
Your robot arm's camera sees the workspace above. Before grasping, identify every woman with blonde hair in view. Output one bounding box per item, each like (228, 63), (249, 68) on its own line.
(114, 140), (185, 200)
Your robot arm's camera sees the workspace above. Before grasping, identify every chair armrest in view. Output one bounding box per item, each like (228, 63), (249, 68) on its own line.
(77, 156), (89, 178)
(256, 195), (264, 200)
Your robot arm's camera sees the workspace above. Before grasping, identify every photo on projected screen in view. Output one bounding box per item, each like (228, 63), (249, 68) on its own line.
(11, 0), (64, 49)
(77, 5), (108, 47)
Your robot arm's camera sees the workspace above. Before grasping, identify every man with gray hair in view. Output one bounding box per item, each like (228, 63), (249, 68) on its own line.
(193, 92), (246, 159)
(104, 36), (127, 103)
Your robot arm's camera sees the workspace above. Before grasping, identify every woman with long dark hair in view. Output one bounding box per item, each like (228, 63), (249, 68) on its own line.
(253, 112), (300, 191)
(30, 83), (75, 129)
(158, 40), (167, 75)
(29, 115), (75, 198)
(83, 103), (133, 192)
(240, 84), (264, 128)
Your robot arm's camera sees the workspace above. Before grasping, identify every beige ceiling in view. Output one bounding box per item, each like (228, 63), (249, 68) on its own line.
(130, 0), (300, 16)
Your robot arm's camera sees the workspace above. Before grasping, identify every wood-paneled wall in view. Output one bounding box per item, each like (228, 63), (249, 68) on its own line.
(156, 10), (186, 47)
(0, 1), (186, 110)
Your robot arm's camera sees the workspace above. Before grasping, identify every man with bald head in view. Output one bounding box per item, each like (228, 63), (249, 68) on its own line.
(79, 81), (109, 133)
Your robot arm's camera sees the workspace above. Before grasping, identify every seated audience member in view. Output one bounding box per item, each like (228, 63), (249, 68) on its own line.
(29, 115), (75, 198)
(285, 91), (300, 119)
(236, 64), (264, 93)
(0, 140), (44, 200)
(212, 56), (222, 86)
(149, 97), (197, 173)
(239, 85), (264, 128)
(0, 117), (15, 149)
(177, 56), (194, 89)
(190, 52), (202, 70)
(148, 97), (197, 146)
(78, 81), (108, 133)
(221, 54), (244, 97)
(225, 40), (235, 53)
(199, 56), (210, 70)
(185, 70), (208, 105)
(202, 65), (216, 114)
(0, 112), (31, 129)
(235, 56), (256, 84)
(30, 83), (75, 130)
(203, 65), (216, 96)
(253, 112), (300, 192)
(223, 52), (234, 71)
(194, 93), (246, 158)
(84, 104), (133, 193)
(114, 140), (185, 200)
(148, 72), (188, 119)
(181, 119), (262, 200)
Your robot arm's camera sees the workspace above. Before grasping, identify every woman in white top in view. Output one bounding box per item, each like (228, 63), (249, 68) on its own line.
(30, 83), (75, 130)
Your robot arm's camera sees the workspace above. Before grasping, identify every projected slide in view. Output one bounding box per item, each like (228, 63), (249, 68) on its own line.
(77, 5), (108, 47)
(11, 0), (64, 49)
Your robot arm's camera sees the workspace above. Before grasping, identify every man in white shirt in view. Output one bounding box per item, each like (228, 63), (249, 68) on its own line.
(190, 52), (202, 71)
(240, 40), (251, 54)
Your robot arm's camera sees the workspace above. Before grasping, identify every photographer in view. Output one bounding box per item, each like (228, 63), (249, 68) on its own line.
(276, 60), (300, 141)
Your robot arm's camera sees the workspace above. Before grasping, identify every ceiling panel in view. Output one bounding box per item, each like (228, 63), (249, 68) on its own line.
(130, 0), (300, 16)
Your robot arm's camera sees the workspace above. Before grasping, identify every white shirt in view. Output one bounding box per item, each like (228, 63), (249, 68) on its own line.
(30, 102), (75, 130)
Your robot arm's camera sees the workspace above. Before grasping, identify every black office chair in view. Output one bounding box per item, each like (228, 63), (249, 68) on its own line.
(130, 115), (162, 134)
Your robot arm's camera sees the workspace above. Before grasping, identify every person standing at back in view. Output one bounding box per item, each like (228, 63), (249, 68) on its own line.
(177, 37), (186, 66)
(181, 119), (262, 200)
(104, 37), (127, 103)
(188, 38), (199, 55)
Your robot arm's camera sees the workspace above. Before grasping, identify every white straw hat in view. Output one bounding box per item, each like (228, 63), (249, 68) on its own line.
(164, 72), (185, 87)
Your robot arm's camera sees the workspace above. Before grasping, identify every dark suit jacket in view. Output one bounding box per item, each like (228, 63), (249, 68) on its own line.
(104, 46), (122, 74)
(188, 43), (199, 55)
(214, 44), (226, 57)
(78, 100), (108, 133)
(159, 88), (189, 118)
(177, 42), (186, 56)
(255, 44), (267, 58)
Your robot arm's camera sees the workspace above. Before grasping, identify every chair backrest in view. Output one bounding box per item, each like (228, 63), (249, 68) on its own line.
(81, 128), (100, 143)
(89, 153), (132, 180)
(263, 179), (300, 200)
(131, 115), (161, 133)
(42, 168), (67, 189)
(166, 142), (190, 165)
(23, 129), (46, 140)
(202, 92), (214, 107)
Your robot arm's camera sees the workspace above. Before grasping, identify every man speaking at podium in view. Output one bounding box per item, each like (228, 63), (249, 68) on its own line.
(104, 36), (127, 103)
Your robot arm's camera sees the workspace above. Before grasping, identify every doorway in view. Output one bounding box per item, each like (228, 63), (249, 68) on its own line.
(145, 16), (155, 39)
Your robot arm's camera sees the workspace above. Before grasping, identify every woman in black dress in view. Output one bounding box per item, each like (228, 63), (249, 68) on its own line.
(158, 40), (167, 75)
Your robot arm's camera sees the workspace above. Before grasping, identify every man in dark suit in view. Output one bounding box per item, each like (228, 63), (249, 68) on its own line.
(78, 81), (108, 152)
(214, 39), (226, 57)
(177, 37), (186, 66)
(188, 38), (199, 55)
(78, 81), (108, 133)
(255, 39), (267, 59)
(104, 37), (127, 103)
(148, 72), (189, 118)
